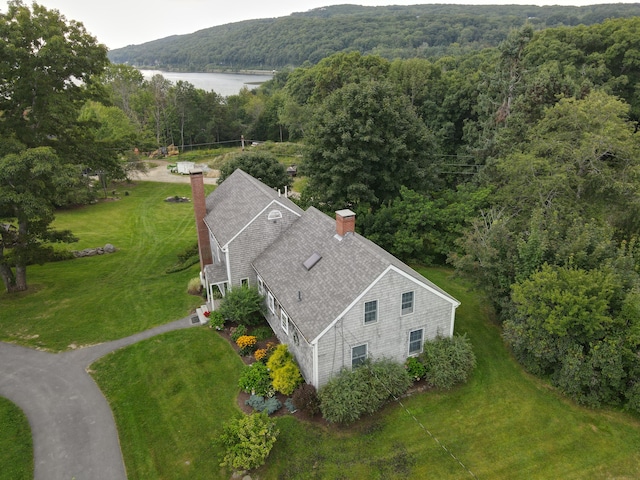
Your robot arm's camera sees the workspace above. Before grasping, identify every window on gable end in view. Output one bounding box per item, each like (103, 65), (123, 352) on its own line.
(280, 310), (289, 334)
(364, 300), (378, 324)
(409, 328), (423, 355)
(401, 291), (414, 315)
(352, 344), (367, 368)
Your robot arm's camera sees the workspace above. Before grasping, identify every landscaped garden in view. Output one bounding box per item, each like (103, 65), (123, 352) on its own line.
(2, 181), (640, 479)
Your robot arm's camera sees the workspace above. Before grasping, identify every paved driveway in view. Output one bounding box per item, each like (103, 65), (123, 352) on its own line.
(0, 316), (198, 480)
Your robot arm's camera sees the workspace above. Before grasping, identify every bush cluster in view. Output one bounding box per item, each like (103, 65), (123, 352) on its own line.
(266, 345), (303, 395)
(318, 358), (412, 424)
(208, 310), (225, 330)
(218, 286), (265, 326)
(230, 324), (247, 343)
(405, 357), (427, 381)
(238, 362), (273, 397)
(219, 412), (279, 471)
(421, 334), (476, 389)
(245, 395), (282, 415)
(291, 383), (320, 417)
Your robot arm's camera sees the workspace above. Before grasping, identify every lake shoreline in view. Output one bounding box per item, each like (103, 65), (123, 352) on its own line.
(135, 67), (275, 76)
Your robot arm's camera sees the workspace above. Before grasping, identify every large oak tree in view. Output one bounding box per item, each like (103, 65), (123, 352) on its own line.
(0, 1), (110, 292)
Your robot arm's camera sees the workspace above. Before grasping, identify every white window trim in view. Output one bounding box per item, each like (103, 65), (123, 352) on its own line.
(280, 310), (289, 334)
(267, 292), (275, 314)
(401, 291), (415, 316)
(408, 328), (424, 356)
(351, 343), (368, 368)
(257, 275), (264, 295)
(364, 299), (378, 325)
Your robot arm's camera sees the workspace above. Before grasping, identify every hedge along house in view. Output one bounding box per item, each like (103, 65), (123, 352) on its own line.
(191, 169), (460, 388)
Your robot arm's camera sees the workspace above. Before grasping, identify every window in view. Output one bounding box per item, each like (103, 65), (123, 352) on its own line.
(257, 276), (264, 295)
(401, 291), (414, 315)
(352, 344), (367, 368)
(267, 292), (275, 314)
(409, 329), (423, 355)
(364, 300), (378, 324)
(241, 278), (249, 287)
(280, 310), (289, 334)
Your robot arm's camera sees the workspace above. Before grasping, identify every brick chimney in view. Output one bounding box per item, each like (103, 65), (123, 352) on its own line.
(335, 209), (356, 236)
(190, 170), (213, 270)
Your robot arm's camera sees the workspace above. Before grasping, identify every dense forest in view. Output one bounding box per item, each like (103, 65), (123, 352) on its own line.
(4, 1), (640, 414)
(107, 3), (640, 70)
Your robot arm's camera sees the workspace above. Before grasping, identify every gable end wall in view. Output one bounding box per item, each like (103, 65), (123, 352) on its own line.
(227, 206), (299, 287)
(315, 269), (454, 387)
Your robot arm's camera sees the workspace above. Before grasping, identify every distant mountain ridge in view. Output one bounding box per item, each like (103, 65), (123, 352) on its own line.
(107, 3), (640, 71)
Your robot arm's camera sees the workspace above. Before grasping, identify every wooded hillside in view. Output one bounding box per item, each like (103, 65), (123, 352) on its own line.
(107, 3), (640, 71)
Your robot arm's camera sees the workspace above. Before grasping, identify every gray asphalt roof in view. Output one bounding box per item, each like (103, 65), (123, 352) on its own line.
(253, 207), (459, 343)
(204, 169), (303, 248)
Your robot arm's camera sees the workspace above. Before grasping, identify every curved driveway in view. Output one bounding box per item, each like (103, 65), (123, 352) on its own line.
(0, 316), (198, 480)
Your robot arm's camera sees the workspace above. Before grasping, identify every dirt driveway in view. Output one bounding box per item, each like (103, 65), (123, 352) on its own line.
(131, 160), (219, 185)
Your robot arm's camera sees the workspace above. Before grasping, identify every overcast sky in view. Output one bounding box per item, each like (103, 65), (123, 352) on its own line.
(1, 0), (636, 49)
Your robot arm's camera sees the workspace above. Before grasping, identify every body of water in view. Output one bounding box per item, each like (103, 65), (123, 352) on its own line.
(139, 70), (273, 96)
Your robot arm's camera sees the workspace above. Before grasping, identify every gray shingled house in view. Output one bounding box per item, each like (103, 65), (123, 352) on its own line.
(191, 168), (460, 388)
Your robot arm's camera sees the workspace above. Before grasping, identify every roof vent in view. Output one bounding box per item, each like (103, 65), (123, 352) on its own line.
(267, 209), (282, 222)
(303, 252), (322, 271)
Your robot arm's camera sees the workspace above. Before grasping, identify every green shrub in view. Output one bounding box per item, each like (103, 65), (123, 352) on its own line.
(219, 412), (279, 471)
(238, 362), (273, 396)
(291, 383), (320, 416)
(252, 325), (274, 341)
(245, 395), (282, 415)
(405, 357), (427, 381)
(209, 310), (225, 330)
(421, 334), (476, 389)
(318, 358), (412, 424)
(230, 324), (247, 343)
(218, 286), (265, 326)
(271, 362), (303, 395)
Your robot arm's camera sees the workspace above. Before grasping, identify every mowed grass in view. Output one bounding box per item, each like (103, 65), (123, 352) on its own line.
(3, 181), (640, 479)
(90, 266), (640, 479)
(91, 328), (244, 479)
(0, 182), (212, 351)
(0, 397), (32, 480)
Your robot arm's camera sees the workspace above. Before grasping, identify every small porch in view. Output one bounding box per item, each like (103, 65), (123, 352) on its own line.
(202, 263), (229, 310)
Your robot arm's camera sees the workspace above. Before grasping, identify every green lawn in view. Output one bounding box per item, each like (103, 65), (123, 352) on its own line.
(2, 182), (640, 479)
(91, 268), (640, 479)
(0, 397), (32, 480)
(0, 182), (211, 351)
(91, 328), (244, 479)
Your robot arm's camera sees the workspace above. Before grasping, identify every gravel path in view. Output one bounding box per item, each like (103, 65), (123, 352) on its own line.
(130, 160), (218, 184)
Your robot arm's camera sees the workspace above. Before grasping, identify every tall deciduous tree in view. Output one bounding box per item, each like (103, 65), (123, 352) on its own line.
(0, 148), (79, 292)
(0, 1), (110, 292)
(303, 80), (440, 211)
(218, 152), (292, 191)
(0, 1), (109, 164)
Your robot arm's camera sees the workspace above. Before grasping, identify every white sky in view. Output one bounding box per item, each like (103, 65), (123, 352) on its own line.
(1, 0), (636, 50)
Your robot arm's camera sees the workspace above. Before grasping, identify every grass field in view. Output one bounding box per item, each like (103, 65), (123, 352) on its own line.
(0, 182), (211, 351)
(91, 268), (640, 479)
(0, 397), (32, 480)
(2, 181), (640, 479)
